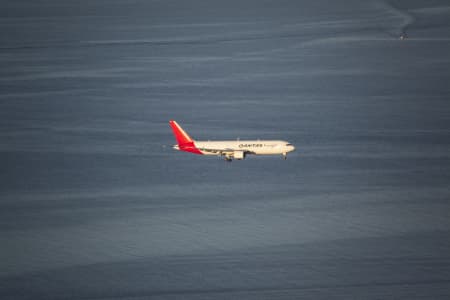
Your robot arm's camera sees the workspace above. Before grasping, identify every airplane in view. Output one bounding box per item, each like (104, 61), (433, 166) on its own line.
(169, 120), (295, 161)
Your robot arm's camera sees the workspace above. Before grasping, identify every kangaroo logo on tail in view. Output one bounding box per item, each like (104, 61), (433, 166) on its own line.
(169, 120), (203, 154)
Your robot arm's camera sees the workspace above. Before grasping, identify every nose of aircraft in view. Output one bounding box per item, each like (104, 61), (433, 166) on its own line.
(285, 143), (295, 152)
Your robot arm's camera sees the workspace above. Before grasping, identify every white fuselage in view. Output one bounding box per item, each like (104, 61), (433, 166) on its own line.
(193, 140), (295, 156)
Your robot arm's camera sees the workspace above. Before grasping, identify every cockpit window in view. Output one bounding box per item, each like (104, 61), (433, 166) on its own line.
(286, 143), (292, 146)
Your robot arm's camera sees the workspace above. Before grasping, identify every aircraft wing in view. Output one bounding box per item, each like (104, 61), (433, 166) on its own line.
(198, 147), (255, 157)
(198, 147), (235, 155)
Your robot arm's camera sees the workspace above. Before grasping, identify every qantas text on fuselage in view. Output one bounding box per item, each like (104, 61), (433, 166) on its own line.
(169, 120), (295, 161)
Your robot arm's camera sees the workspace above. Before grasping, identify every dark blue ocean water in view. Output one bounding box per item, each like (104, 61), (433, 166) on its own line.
(1, 1), (450, 299)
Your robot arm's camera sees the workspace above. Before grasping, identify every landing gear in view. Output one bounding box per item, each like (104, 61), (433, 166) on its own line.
(283, 153), (287, 160)
(224, 156), (233, 162)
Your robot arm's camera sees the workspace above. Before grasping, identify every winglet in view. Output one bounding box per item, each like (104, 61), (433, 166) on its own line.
(169, 120), (195, 145)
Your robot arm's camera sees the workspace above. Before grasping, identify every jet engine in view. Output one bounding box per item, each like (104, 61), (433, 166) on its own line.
(233, 150), (245, 160)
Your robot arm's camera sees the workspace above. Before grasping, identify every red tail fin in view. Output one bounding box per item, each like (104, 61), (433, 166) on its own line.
(169, 120), (195, 145)
(169, 120), (203, 155)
